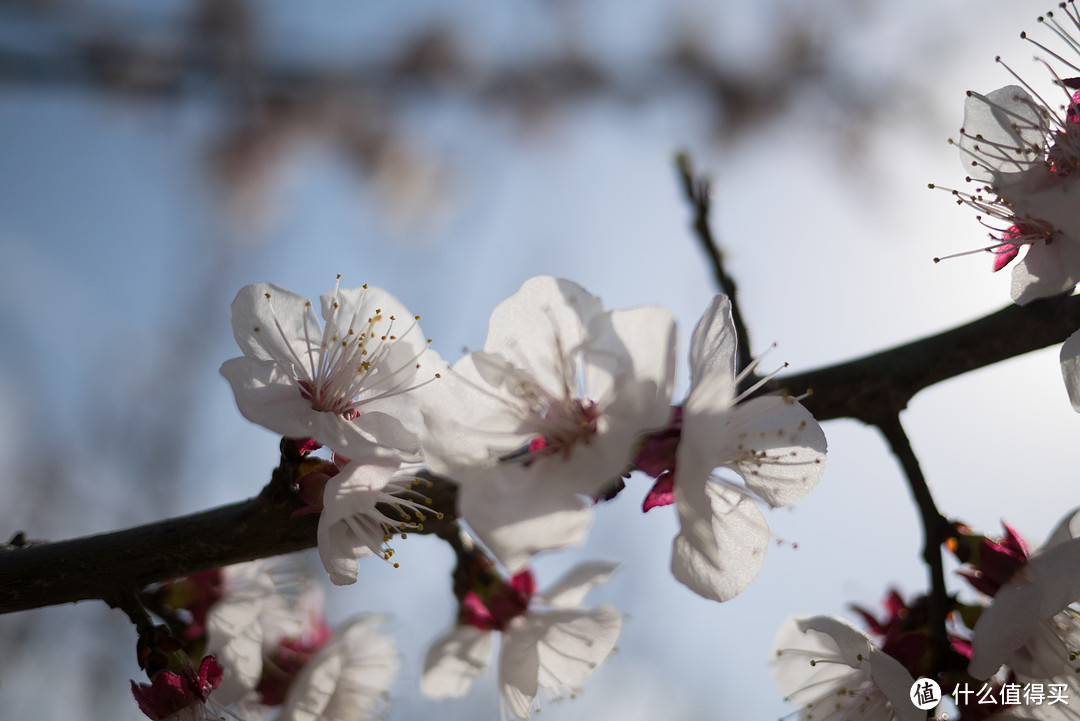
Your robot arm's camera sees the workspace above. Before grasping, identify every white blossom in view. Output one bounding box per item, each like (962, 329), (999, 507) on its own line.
(664, 295), (827, 601)
(316, 459), (437, 585)
(221, 279), (439, 460)
(421, 561), (622, 720)
(771, 615), (923, 721)
(969, 508), (1080, 681)
(275, 615), (400, 721)
(204, 562), (323, 706)
(421, 276), (675, 570)
(939, 5), (1080, 304)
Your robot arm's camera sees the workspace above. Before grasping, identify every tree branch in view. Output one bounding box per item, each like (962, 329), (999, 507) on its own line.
(761, 293), (1080, 422)
(875, 414), (951, 677)
(0, 457), (458, 615)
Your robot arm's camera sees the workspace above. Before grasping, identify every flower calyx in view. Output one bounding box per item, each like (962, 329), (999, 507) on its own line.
(946, 521), (1031, 597)
(452, 548), (534, 632)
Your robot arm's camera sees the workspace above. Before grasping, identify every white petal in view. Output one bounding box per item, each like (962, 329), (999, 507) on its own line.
(318, 284), (412, 344)
(717, 396), (827, 508)
(277, 615), (400, 721)
(688, 294), (737, 394)
(499, 620), (542, 720)
(220, 357), (417, 461)
(970, 537), (1080, 679)
(1010, 235), (1080, 305)
(457, 469), (593, 572)
(499, 607), (622, 720)
(771, 616), (857, 700)
(318, 283), (438, 427)
(205, 564), (278, 705)
(420, 625), (493, 699)
(585, 304), (676, 429)
(536, 561), (618, 609)
(532, 607), (622, 694)
(771, 616), (922, 721)
(1043, 507), (1080, 549)
(316, 462), (400, 585)
(482, 277), (605, 397)
(231, 283), (321, 368)
(261, 584), (323, 651)
(960, 86), (1046, 177)
(1061, 330), (1080, 412)
(219, 356), (325, 440)
(419, 351), (536, 474)
(1006, 617), (1079, 680)
(671, 480), (769, 602)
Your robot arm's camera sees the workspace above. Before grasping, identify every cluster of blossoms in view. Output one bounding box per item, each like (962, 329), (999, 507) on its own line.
(221, 275), (827, 601)
(418, 278), (827, 601)
(959, 510), (1080, 699)
(936, 3), (1080, 411)
(940, 1), (1080, 305)
(210, 274), (828, 718)
(771, 507), (1080, 721)
(130, 560), (399, 721)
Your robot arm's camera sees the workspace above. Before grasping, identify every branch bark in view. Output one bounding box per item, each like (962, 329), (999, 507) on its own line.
(759, 292), (1080, 423)
(0, 458), (458, 615)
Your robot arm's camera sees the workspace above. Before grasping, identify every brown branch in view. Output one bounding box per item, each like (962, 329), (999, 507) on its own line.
(0, 458), (458, 615)
(761, 292), (1080, 422)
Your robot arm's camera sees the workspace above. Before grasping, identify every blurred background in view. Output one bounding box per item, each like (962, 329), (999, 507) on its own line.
(1, 0), (1078, 718)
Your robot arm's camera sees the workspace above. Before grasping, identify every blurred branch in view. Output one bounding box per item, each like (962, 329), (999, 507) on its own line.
(0, 5), (885, 143)
(0, 2), (902, 223)
(675, 151), (754, 375)
(1, 294), (1077, 615)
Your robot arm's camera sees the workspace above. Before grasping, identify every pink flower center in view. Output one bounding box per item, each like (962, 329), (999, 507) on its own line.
(459, 570), (535, 631)
(256, 621), (335, 706)
(528, 399), (601, 462)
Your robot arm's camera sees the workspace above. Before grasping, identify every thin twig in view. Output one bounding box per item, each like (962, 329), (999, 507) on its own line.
(675, 152), (755, 376)
(874, 413), (951, 681)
